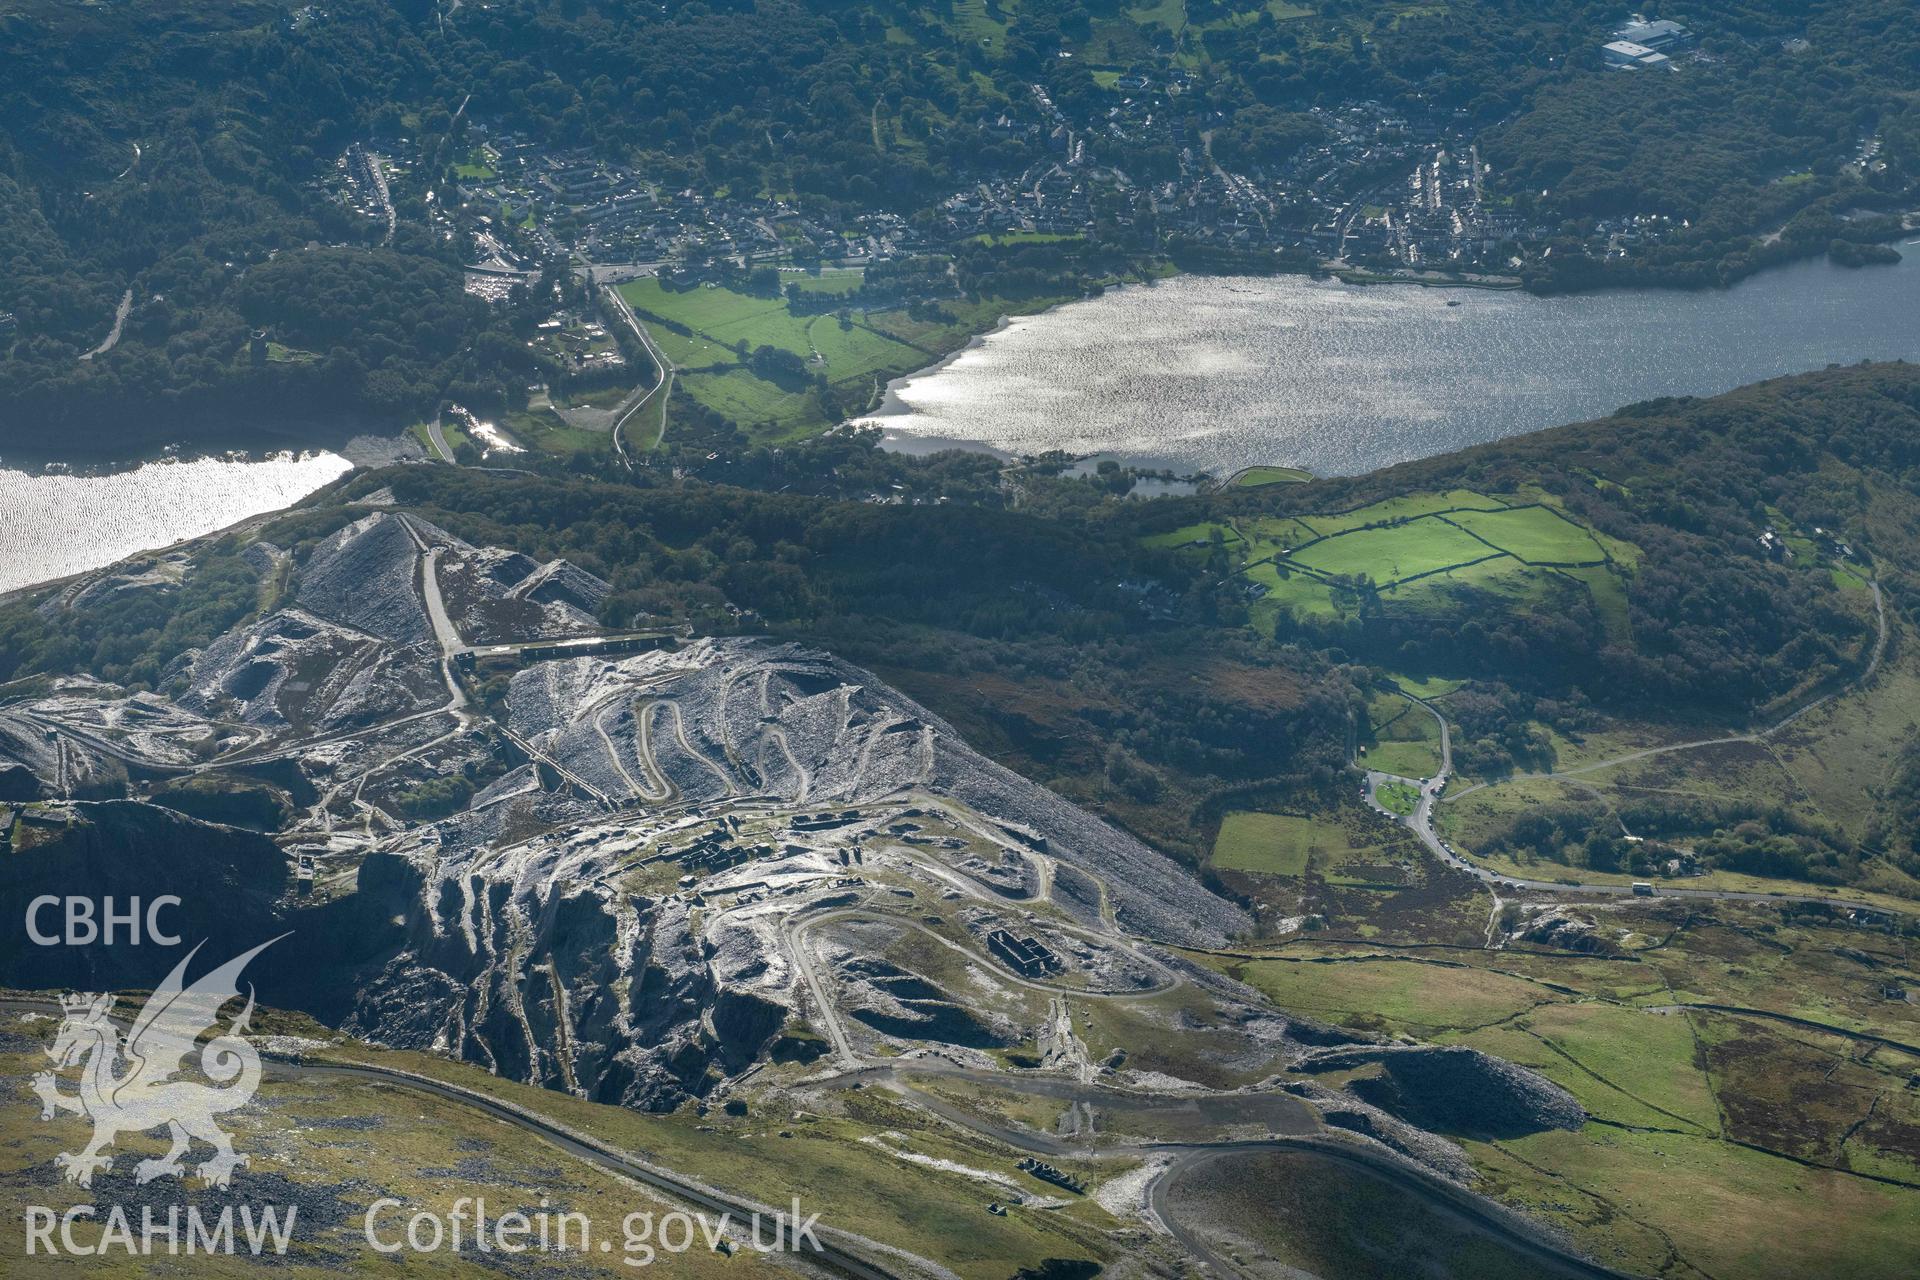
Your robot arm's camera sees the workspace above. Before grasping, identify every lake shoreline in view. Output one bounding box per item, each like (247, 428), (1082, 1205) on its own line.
(867, 314), (1016, 423)
(860, 236), (1916, 467)
(0, 411), (424, 471)
(858, 250), (1920, 480)
(0, 451), (355, 598)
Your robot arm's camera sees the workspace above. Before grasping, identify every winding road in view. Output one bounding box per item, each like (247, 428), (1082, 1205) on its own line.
(600, 279), (676, 466)
(772, 878), (1625, 1280)
(1446, 577), (1889, 806)
(1363, 577), (1910, 914)
(78, 289), (132, 362)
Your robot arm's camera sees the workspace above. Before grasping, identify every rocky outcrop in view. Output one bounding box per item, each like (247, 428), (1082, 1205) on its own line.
(510, 640), (1251, 949)
(836, 955), (1015, 1048)
(522, 560), (609, 614)
(1516, 907), (1618, 955)
(0, 802), (289, 993)
(150, 772), (293, 831)
(1298, 1044), (1586, 1137)
(295, 513), (433, 646)
(1282, 1080), (1476, 1183)
(0, 760), (44, 801)
(332, 809), (789, 1112)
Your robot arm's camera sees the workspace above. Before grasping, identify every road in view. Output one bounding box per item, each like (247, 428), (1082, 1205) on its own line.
(399, 516), (617, 808)
(290, 1062), (906, 1279)
(398, 517), (466, 654)
(791, 906), (1176, 1018)
(1448, 576), (1887, 806)
(7, 983), (1618, 1280)
(425, 413), (457, 463)
(1374, 691), (1887, 909)
(397, 516), (472, 723)
(776, 891), (1623, 1279)
(79, 289), (132, 362)
(1363, 585), (1910, 915)
(601, 279), (676, 463)
(813, 1052), (1623, 1279)
(1, 999), (908, 1280)
(594, 703), (651, 801)
(360, 145), (396, 245)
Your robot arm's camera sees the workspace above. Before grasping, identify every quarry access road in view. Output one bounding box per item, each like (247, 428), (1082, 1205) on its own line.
(398, 513), (622, 807)
(807, 1057), (1620, 1280)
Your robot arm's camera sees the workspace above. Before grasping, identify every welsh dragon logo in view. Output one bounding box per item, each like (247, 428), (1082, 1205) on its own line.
(31, 936), (284, 1189)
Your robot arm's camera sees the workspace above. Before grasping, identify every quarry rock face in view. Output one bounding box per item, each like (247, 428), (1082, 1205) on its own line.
(0, 511), (1249, 1113)
(502, 638), (1250, 948)
(297, 513), (436, 646)
(0, 498), (1602, 1232)
(0, 802), (290, 992)
(340, 854), (744, 1109)
(0, 759), (44, 800)
(1299, 1044), (1587, 1137)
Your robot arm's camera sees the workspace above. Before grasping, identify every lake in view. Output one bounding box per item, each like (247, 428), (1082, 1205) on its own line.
(867, 249), (1920, 478)
(0, 451), (352, 596)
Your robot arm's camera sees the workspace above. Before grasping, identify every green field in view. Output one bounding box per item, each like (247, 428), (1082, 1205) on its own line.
(1444, 505), (1608, 565)
(1212, 811), (1317, 875)
(965, 231), (1084, 246)
(677, 367), (819, 433)
(1298, 490), (1501, 538)
(504, 407), (609, 456)
(453, 147), (496, 180)
(1364, 691), (1444, 779)
(1150, 490), (1638, 635)
(1127, 0), (1186, 29)
(1210, 810), (1414, 889)
(1199, 911), (1920, 1280)
(808, 315), (927, 380)
(1292, 515), (1493, 582)
(618, 277), (787, 332)
(1244, 562), (1343, 619)
(1389, 672), (1466, 699)
(617, 277), (941, 437)
(1142, 520), (1244, 551)
(1375, 779), (1421, 815)
(1365, 739), (1440, 779)
(646, 324), (734, 369)
(1486, 1125), (1920, 1280)
(1448, 1003), (1721, 1132)
(783, 266), (866, 293)
(1232, 954), (1548, 1036)
(1228, 464), (1312, 488)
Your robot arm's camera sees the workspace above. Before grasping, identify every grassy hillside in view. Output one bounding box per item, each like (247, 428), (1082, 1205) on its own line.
(1140, 363), (1920, 900)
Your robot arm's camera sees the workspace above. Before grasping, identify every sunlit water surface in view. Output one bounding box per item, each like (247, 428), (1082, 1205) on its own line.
(0, 451), (353, 595)
(868, 249), (1920, 477)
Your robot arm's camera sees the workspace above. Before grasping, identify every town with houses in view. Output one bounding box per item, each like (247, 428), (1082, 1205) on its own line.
(323, 16), (1706, 306)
